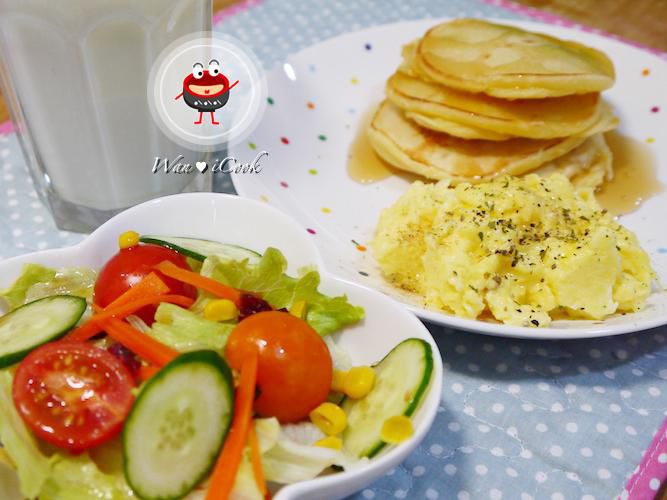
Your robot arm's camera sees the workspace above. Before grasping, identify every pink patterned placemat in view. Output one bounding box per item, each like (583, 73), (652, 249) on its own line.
(619, 418), (667, 499)
(212, 0), (263, 25)
(0, 120), (13, 135)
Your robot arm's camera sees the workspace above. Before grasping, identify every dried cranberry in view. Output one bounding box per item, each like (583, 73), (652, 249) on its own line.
(238, 293), (272, 321)
(107, 343), (140, 380)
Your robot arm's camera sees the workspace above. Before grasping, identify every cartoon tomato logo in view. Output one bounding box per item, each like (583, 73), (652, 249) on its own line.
(175, 59), (239, 125)
(149, 33), (266, 150)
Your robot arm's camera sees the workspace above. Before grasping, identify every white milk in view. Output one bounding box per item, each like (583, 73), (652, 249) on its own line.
(0, 0), (210, 210)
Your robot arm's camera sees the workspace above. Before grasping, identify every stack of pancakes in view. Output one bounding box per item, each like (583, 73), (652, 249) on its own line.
(368, 19), (618, 188)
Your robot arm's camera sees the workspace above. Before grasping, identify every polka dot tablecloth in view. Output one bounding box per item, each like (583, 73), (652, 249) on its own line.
(1, 1), (667, 499)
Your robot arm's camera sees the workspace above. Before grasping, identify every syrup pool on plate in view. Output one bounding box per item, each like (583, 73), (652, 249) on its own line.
(347, 103), (423, 185)
(596, 132), (663, 216)
(348, 111), (663, 217)
(347, 104), (394, 184)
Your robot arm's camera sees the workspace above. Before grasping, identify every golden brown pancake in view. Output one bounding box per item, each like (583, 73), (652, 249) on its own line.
(414, 19), (615, 99)
(534, 132), (612, 189)
(387, 70), (602, 139)
(404, 111), (512, 141)
(367, 100), (616, 182)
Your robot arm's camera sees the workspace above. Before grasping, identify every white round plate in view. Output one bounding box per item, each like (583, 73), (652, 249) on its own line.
(0, 193), (442, 500)
(231, 18), (667, 339)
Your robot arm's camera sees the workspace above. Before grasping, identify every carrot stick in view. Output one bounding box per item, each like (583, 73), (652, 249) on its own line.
(154, 261), (241, 305)
(106, 272), (170, 308)
(206, 354), (258, 500)
(67, 294), (194, 341)
(89, 294), (193, 323)
(66, 322), (103, 342)
(248, 424), (267, 496)
(101, 318), (178, 366)
(67, 272), (170, 340)
(139, 364), (161, 381)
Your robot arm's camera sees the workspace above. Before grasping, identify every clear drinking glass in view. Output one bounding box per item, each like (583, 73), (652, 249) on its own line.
(0, 0), (212, 232)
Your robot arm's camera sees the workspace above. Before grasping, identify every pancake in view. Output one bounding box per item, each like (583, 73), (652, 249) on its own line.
(414, 19), (615, 99)
(533, 132), (613, 189)
(367, 100), (615, 182)
(405, 111), (512, 141)
(387, 70), (602, 139)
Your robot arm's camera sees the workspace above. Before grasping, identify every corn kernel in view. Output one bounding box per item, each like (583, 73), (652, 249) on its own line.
(380, 415), (413, 444)
(331, 369), (347, 393)
(204, 299), (239, 322)
(118, 230), (140, 249)
(343, 366), (375, 399)
(314, 436), (343, 450)
(309, 402), (347, 436)
(289, 300), (307, 319)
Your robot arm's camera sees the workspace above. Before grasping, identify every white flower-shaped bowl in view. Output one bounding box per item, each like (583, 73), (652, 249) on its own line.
(0, 192), (443, 500)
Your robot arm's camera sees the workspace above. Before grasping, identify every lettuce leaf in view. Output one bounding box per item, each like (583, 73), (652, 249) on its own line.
(323, 335), (353, 371)
(0, 448), (22, 500)
(183, 453), (263, 500)
(230, 450), (264, 500)
(189, 419), (347, 497)
(0, 371), (53, 498)
(39, 454), (134, 500)
(25, 268), (97, 304)
(0, 264), (57, 310)
(0, 264), (96, 312)
(0, 371), (132, 500)
(254, 418), (363, 484)
(149, 303), (233, 352)
(201, 248), (364, 335)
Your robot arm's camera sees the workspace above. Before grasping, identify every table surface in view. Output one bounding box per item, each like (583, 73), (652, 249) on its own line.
(1, 1), (667, 499)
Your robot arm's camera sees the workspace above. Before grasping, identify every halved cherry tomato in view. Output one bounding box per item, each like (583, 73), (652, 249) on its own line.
(94, 244), (196, 324)
(12, 341), (135, 451)
(225, 311), (332, 423)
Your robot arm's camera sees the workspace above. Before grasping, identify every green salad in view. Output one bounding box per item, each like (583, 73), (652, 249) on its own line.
(0, 233), (432, 500)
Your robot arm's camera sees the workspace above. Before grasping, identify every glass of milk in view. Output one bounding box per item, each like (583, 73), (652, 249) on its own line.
(0, 0), (212, 232)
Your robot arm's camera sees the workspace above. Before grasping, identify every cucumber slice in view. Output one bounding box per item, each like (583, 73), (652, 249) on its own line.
(139, 236), (260, 263)
(123, 350), (234, 500)
(342, 338), (433, 458)
(0, 295), (86, 368)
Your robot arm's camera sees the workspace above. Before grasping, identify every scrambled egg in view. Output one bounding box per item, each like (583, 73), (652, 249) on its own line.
(372, 174), (654, 327)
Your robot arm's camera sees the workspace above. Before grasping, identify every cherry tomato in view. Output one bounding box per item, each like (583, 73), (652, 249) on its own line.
(225, 311), (332, 423)
(12, 341), (135, 451)
(94, 244), (196, 323)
